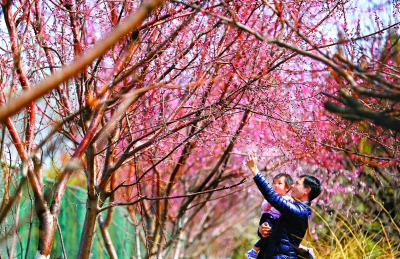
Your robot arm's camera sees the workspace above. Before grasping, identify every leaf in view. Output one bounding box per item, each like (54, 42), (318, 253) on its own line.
(358, 136), (371, 155)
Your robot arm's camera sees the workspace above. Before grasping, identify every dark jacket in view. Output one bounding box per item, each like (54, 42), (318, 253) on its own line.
(254, 173), (311, 259)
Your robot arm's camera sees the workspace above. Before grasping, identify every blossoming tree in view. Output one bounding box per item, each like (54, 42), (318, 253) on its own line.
(0, 0), (398, 258)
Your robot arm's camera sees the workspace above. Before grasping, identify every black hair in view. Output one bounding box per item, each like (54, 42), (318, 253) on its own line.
(299, 174), (322, 201)
(273, 173), (294, 190)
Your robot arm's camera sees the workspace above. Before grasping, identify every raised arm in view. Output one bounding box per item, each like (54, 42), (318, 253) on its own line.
(246, 153), (260, 177)
(246, 155), (310, 217)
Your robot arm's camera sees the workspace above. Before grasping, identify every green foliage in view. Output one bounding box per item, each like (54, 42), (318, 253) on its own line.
(231, 227), (258, 259)
(45, 166), (87, 189)
(358, 136), (372, 155)
(231, 212), (260, 259)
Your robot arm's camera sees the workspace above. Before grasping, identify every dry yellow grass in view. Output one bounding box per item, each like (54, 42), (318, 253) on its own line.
(303, 199), (399, 259)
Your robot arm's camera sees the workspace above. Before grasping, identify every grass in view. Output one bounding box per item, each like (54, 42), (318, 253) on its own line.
(304, 198), (400, 259)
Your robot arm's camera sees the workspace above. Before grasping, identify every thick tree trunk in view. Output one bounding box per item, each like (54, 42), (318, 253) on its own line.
(35, 209), (56, 259)
(77, 195), (100, 259)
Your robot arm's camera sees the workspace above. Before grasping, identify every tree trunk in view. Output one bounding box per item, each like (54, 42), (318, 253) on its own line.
(77, 195), (99, 259)
(35, 209), (56, 259)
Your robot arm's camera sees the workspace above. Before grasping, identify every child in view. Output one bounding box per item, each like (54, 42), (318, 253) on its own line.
(245, 173), (293, 259)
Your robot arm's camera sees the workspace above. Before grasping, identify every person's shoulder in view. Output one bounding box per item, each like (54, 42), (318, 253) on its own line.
(293, 201), (311, 207)
(291, 201), (311, 215)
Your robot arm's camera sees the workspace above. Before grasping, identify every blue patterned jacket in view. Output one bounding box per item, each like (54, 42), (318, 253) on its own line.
(254, 173), (311, 259)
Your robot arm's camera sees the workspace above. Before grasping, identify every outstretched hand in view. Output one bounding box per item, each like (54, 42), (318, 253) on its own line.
(246, 153), (259, 176)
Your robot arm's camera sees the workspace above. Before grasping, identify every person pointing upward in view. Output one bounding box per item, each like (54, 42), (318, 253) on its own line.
(246, 154), (322, 259)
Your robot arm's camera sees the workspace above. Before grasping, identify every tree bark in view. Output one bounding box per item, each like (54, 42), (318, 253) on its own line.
(98, 213), (118, 259)
(35, 210), (56, 259)
(77, 195), (100, 259)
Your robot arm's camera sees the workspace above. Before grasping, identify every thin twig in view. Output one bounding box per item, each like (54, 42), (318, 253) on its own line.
(57, 220), (68, 259)
(98, 178), (246, 213)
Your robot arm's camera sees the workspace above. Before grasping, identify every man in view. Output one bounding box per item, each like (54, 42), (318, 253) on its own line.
(246, 154), (322, 259)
